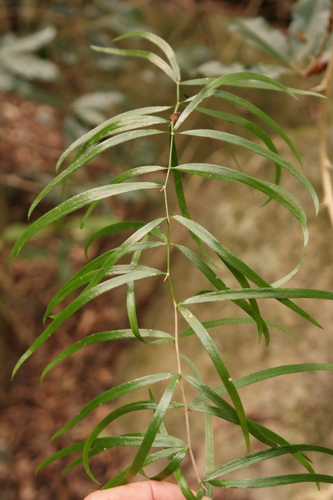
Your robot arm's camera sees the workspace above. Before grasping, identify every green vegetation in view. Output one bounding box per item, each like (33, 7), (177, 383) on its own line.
(10, 24), (333, 499)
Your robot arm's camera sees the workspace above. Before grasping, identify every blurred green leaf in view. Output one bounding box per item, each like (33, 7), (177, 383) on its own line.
(195, 60), (287, 79)
(0, 26), (56, 53)
(229, 17), (291, 66)
(290, 0), (331, 65)
(0, 27), (59, 85)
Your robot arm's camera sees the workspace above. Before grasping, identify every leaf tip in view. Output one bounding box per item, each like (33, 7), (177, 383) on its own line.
(27, 206), (34, 220)
(9, 250), (16, 269)
(11, 359), (22, 380)
(35, 464), (42, 475)
(51, 430), (62, 441)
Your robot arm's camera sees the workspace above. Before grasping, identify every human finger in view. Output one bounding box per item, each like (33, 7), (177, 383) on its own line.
(84, 480), (188, 500)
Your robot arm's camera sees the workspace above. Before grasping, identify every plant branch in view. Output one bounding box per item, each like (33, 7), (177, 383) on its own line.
(313, 35), (333, 226)
(164, 94), (201, 487)
(173, 299), (201, 488)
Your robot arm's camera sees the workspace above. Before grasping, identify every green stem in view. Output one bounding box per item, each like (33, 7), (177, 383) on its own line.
(163, 85), (201, 489)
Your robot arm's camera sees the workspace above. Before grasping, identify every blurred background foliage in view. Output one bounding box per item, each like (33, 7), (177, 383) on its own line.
(1, 1), (332, 500)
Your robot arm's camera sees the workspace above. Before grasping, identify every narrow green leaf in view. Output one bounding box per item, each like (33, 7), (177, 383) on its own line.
(46, 264), (162, 313)
(71, 116), (168, 178)
(82, 398), (183, 483)
(174, 163), (308, 246)
(208, 474), (333, 488)
(204, 412), (215, 498)
(179, 306), (250, 451)
(12, 269), (164, 378)
(175, 244), (269, 337)
(56, 106), (171, 172)
(82, 166), (166, 230)
(181, 78), (325, 98)
(271, 254), (306, 287)
(206, 443), (333, 480)
(85, 217), (165, 291)
(37, 434), (181, 474)
(174, 216), (323, 328)
(197, 107), (278, 152)
(208, 363), (333, 398)
(192, 401), (315, 474)
(126, 235), (150, 342)
(36, 442), (86, 473)
(148, 448), (188, 481)
(225, 263), (269, 344)
(122, 375), (180, 484)
(113, 31), (181, 82)
(27, 129), (164, 217)
(181, 129), (319, 214)
(46, 229), (165, 322)
(93, 433), (184, 449)
(174, 73), (296, 131)
(170, 135), (214, 263)
(196, 105), (282, 190)
(182, 287), (333, 304)
(77, 116), (167, 164)
(65, 435), (185, 476)
(41, 329), (173, 381)
(10, 183), (162, 264)
(174, 467), (198, 500)
(84, 218), (166, 259)
(66, 446), (184, 477)
(52, 373), (173, 439)
(92, 45), (177, 82)
(113, 165), (166, 185)
(211, 90), (302, 166)
(181, 354), (214, 499)
(192, 403), (270, 447)
(101, 447), (185, 490)
(220, 81), (323, 96)
(185, 377), (253, 437)
(180, 317), (296, 341)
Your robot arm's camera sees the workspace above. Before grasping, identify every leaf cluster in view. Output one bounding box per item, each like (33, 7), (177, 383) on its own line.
(10, 30), (333, 498)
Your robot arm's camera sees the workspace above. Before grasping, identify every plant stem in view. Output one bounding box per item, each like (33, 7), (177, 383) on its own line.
(173, 298), (201, 488)
(163, 92), (201, 487)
